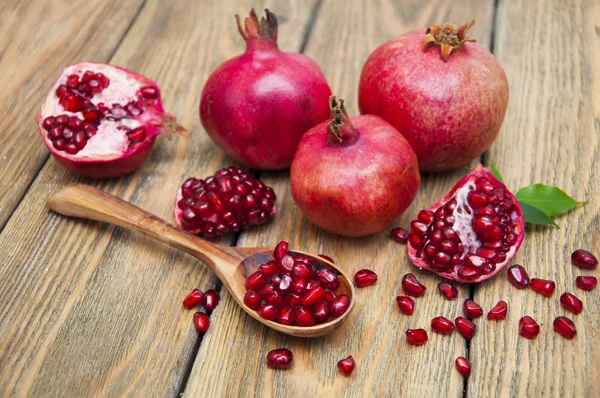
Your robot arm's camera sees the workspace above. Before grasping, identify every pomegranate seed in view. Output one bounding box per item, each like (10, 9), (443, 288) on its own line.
(266, 348), (293, 370)
(323, 289), (336, 302)
(139, 86), (159, 99)
(277, 307), (295, 325)
(258, 304), (279, 321)
(354, 269), (377, 287)
(437, 282), (458, 300)
(291, 277), (307, 295)
(316, 268), (340, 290)
(507, 264), (530, 288)
(576, 276), (597, 291)
(337, 356), (356, 376)
(301, 285), (325, 306)
(553, 316), (577, 340)
(182, 288), (205, 309)
(292, 262), (313, 278)
(530, 278), (556, 297)
(455, 357), (471, 377)
(264, 291), (284, 307)
(295, 305), (316, 326)
(330, 294), (350, 317)
(455, 317), (476, 339)
(274, 241), (289, 261)
(313, 301), (330, 323)
(258, 260), (278, 276)
(203, 289), (220, 313)
(193, 312), (210, 332)
(318, 254), (334, 263)
(391, 227), (409, 243)
(571, 249), (597, 269)
(258, 283), (275, 298)
(402, 273), (426, 297)
(487, 300), (507, 320)
(288, 293), (302, 308)
(560, 292), (583, 314)
(278, 255), (295, 273)
(246, 271), (266, 290)
(431, 316), (455, 334)
(396, 296), (414, 315)
(243, 290), (261, 310)
(406, 329), (428, 345)
(518, 316), (540, 339)
(463, 299), (483, 318)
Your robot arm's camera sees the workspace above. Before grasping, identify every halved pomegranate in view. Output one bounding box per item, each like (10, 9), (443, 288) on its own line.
(38, 62), (184, 178)
(407, 164), (524, 283)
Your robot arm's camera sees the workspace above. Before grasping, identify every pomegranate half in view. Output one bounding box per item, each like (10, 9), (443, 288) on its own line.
(358, 21), (509, 171)
(407, 164), (524, 283)
(38, 62), (184, 178)
(290, 96), (420, 237)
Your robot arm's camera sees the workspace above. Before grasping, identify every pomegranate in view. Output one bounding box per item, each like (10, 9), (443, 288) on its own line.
(396, 296), (415, 315)
(455, 357), (471, 377)
(38, 62), (184, 178)
(463, 299), (483, 319)
(487, 300), (507, 320)
(183, 289), (205, 309)
(571, 249), (598, 269)
(431, 316), (455, 334)
(519, 316), (540, 339)
(576, 276), (597, 291)
(290, 96), (420, 237)
(354, 269), (378, 287)
(266, 348), (293, 370)
(407, 164), (524, 283)
(199, 9), (331, 170)
(553, 317), (577, 340)
(507, 264), (530, 289)
(193, 312), (211, 333)
(391, 228), (409, 243)
(406, 329), (428, 345)
(560, 293), (583, 315)
(437, 282), (458, 300)
(530, 278), (555, 297)
(174, 167), (276, 237)
(337, 356), (356, 376)
(358, 21), (509, 171)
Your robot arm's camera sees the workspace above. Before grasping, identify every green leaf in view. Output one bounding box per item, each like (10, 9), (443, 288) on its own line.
(520, 202), (559, 228)
(489, 162), (504, 183)
(516, 184), (588, 217)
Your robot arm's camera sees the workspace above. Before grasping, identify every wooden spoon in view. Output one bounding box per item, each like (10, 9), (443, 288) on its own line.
(47, 184), (355, 337)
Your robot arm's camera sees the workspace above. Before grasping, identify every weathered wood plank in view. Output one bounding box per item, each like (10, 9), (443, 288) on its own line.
(0, 0), (145, 230)
(185, 1), (494, 396)
(470, 0), (600, 396)
(0, 1), (315, 395)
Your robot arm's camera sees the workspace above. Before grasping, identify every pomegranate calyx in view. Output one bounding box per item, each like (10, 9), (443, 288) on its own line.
(424, 20), (476, 61)
(326, 96), (359, 145)
(161, 114), (188, 139)
(236, 9), (278, 49)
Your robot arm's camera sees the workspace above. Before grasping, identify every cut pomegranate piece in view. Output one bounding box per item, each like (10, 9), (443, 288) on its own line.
(38, 62), (185, 178)
(437, 282), (458, 300)
(203, 289), (220, 313)
(193, 312), (211, 333)
(455, 317), (476, 339)
(463, 299), (483, 318)
(455, 357), (471, 377)
(391, 227), (409, 243)
(560, 293), (583, 314)
(571, 249), (598, 269)
(487, 300), (507, 320)
(182, 288), (205, 309)
(507, 264), (530, 289)
(553, 316), (576, 340)
(519, 316), (540, 339)
(431, 316), (455, 334)
(407, 165), (524, 283)
(406, 329), (428, 345)
(396, 296), (414, 315)
(174, 167), (276, 238)
(337, 356), (356, 376)
(402, 273), (426, 297)
(266, 348), (293, 370)
(354, 269), (378, 287)
(576, 276), (597, 291)
(530, 278), (556, 297)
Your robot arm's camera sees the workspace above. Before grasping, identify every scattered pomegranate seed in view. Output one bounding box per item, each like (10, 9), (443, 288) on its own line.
(193, 312), (210, 333)
(530, 278), (556, 297)
(406, 329), (428, 345)
(266, 348), (293, 370)
(402, 273), (426, 297)
(203, 289), (220, 313)
(391, 227), (409, 243)
(571, 249), (598, 269)
(463, 299), (483, 318)
(507, 264), (530, 289)
(553, 316), (577, 340)
(337, 356), (356, 376)
(519, 316), (540, 339)
(437, 282), (458, 300)
(395, 296), (414, 315)
(487, 300), (507, 320)
(560, 293), (583, 314)
(455, 317), (476, 339)
(455, 356), (471, 377)
(576, 276), (597, 291)
(182, 288), (205, 309)
(274, 241), (289, 261)
(431, 316), (455, 334)
(354, 269), (378, 287)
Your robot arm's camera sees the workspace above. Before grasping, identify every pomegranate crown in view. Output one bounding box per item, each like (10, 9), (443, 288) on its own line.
(326, 96), (358, 145)
(423, 20), (476, 61)
(236, 9), (278, 49)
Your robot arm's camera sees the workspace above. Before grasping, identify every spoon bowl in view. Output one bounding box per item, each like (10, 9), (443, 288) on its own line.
(47, 184), (355, 337)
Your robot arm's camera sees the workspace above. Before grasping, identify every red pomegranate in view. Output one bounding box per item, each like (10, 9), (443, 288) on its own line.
(358, 21), (509, 171)
(407, 164), (524, 283)
(199, 9), (332, 170)
(38, 62), (184, 178)
(290, 96), (420, 237)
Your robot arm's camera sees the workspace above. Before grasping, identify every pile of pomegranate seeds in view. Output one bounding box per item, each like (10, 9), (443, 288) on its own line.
(245, 241), (349, 326)
(391, 227), (409, 243)
(182, 288), (220, 333)
(266, 348), (293, 370)
(455, 357), (471, 377)
(571, 249), (598, 269)
(337, 356), (356, 376)
(175, 167), (276, 238)
(354, 269), (377, 287)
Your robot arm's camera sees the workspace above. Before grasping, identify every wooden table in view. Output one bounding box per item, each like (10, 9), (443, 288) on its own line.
(0, 0), (598, 396)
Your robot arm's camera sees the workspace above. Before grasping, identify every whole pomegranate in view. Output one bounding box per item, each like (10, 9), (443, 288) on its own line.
(38, 62), (184, 178)
(358, 21), (509, 171)
(407, 164), (524, 283)
(290, 96), (420, 237)
(200, 9), (332, 170)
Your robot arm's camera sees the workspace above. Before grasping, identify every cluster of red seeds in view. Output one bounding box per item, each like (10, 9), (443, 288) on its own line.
(42, 70), (159, 154)
(177, 167), (276, 238)
(244, 241), (350, 326)
(182, 288), (221, 333)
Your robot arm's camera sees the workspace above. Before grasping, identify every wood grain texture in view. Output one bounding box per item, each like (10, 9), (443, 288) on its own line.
(469, 0), (600, 396)
(0, 0), (145, 231)
(185, 1), (494, 396)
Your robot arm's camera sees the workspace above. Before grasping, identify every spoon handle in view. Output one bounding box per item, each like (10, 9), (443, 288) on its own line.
(46, 184), (234, 274)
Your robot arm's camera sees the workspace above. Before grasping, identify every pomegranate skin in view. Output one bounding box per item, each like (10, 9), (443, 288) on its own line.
(358, 27), (509, 171)
(200, 10), (331, 170)
(290, 98), (420, 237)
